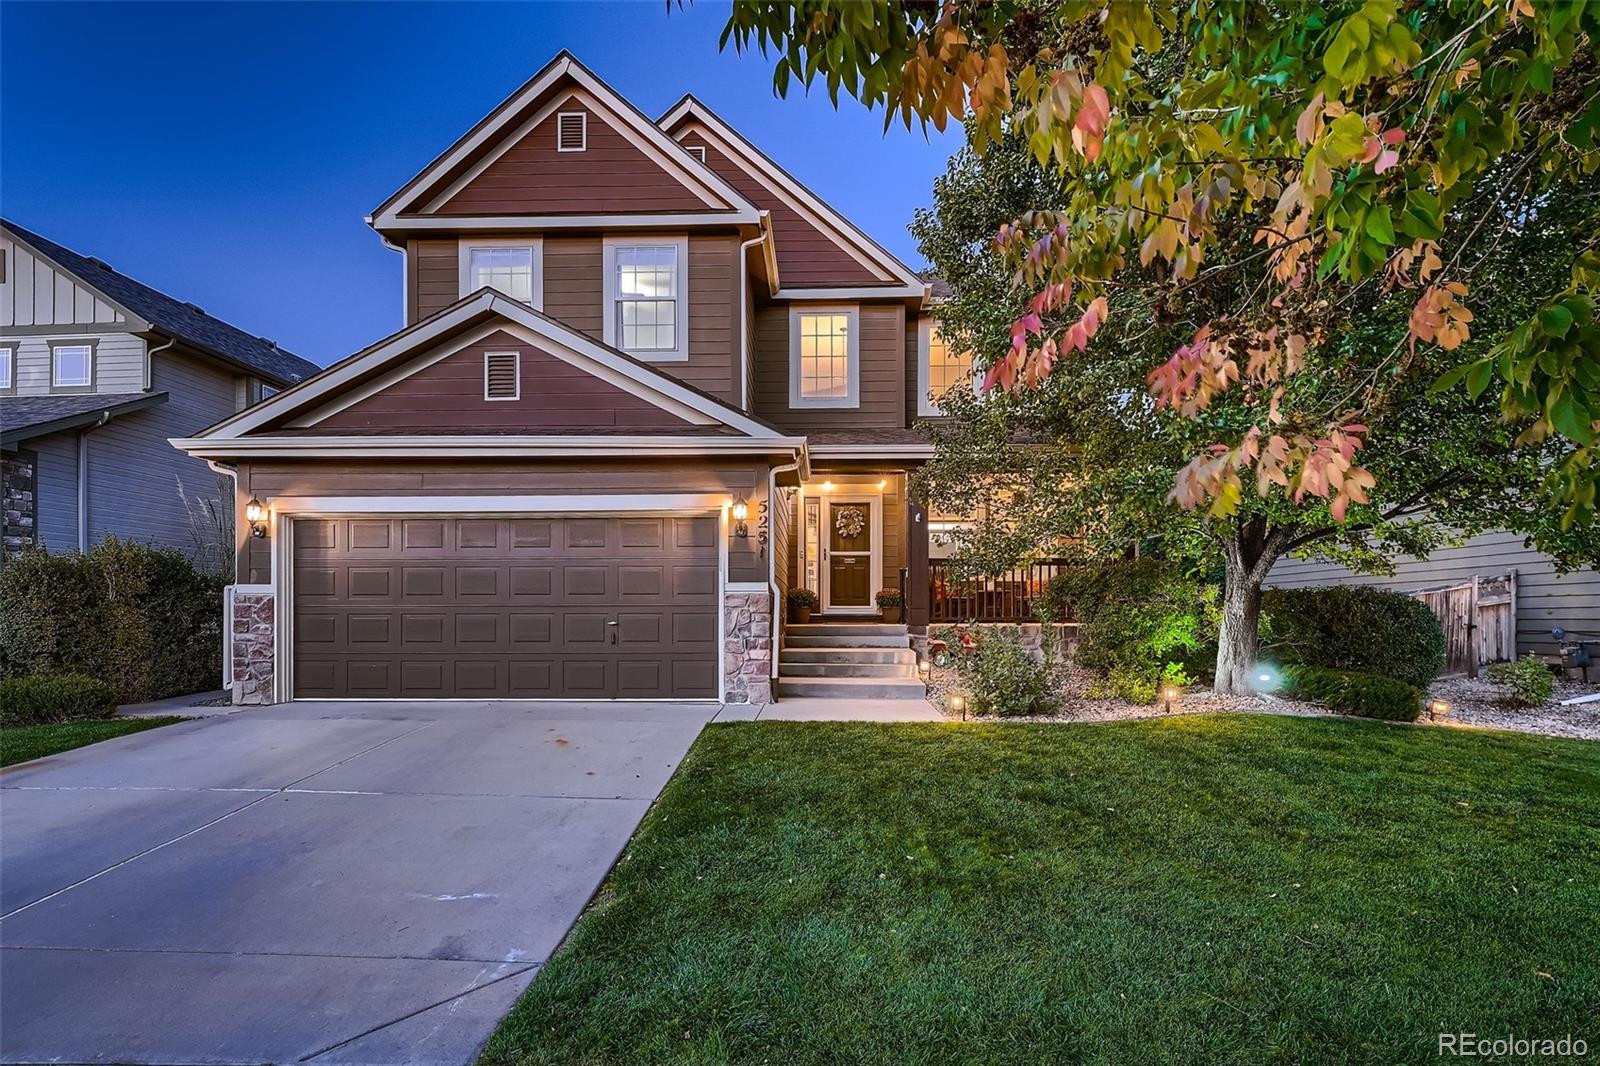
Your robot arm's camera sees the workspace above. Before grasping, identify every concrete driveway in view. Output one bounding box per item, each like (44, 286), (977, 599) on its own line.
(0, 699), (720, 1066)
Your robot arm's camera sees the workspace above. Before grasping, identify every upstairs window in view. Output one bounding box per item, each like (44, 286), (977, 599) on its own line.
(458, 239), (541, 306)
(557, 112), (587, 152)
(789, 306), (859, 409)
(919, 322), (975, 414)
(52, 343), (92, 388)
(0, 347), (13, 391)
(603, 237), (688, 361)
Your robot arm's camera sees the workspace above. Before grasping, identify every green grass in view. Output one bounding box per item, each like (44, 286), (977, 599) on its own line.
(483, 715), (1600, 1066)
(0, 716), (187, 767)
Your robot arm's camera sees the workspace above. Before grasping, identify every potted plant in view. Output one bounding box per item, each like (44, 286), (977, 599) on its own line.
(787, 587), (818, 624)
(875, 587), (904, 624)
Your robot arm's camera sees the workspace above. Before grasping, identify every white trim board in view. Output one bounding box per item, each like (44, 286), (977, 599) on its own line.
(602, 235), (690, 362)
(172, 436), (808, 460)
(458, 237), (544, 308)
(788, 304), (860, 410)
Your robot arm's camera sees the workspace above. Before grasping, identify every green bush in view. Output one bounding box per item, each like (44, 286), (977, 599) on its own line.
(0, 675), (118, 727)
(1487, 654), (1556, 707)
(0, 539), (225, 703)
(952, 630), (1061, 718)
(875, 587), (903, 608)
(1262, 586), (1446, 688)
(1282, 664), (1422, 722)
(1043, 560), (1219, 701)
(786, 587), (818, 609)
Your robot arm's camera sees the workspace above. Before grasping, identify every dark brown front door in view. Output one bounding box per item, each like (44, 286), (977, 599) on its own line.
(825, 500), (872, 610)
(292, 514), (718, 699)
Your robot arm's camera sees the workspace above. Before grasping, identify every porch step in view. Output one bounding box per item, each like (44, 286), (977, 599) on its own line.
(786, 623), (907, 638)
(777, 660), (918, 679)
(775, 676), (929, 699)
(780, 647), (918, 665)
(784, 632), (910, 649)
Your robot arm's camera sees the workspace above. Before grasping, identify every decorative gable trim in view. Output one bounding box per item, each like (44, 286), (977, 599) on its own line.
(185, 289), (789, 443)
(370, 53), (760, 230)
(660, 97), (929, 298)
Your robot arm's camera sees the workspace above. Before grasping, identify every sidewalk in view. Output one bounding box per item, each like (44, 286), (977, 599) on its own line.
(116, 690), (232, 719)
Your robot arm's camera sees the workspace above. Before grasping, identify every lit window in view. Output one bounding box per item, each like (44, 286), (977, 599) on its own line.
(0, 348), (12, 390)
(919, 319), (976, 414)
(468, 246), (534, 303)
(615, 246), (678, 352)
(53, 344), (92, 387)
(789, 307), (859, 408)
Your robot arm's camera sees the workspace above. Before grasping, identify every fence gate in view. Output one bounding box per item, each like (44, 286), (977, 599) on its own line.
(1405, 573), (1517, 678)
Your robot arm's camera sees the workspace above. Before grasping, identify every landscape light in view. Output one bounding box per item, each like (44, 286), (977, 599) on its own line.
(1161, 684), (1181, 713)
(949, 693), (967, 720)
(918, 658), (931, 676)
(1252, 665), (1283, 692)
(1428, 699), (1452, 720)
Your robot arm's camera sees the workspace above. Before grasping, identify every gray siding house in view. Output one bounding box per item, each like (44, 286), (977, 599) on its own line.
(1, 220), (319, 563)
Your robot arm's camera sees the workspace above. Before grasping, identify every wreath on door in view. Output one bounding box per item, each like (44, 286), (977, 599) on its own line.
(834, 506), (865, 540)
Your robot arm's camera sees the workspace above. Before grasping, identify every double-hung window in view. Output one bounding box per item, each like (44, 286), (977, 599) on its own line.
(52, 343), (93, 389)
(603, 237), (688, 361)
(918, 320), (975, 415)
(0, 347), (13, 392)
(458, 239), (542, 307)
(789, 306), (859, 408)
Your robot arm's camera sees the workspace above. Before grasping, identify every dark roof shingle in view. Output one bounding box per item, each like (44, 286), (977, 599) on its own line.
(2, 219), (320, 386)
(1, 392), (168, 445)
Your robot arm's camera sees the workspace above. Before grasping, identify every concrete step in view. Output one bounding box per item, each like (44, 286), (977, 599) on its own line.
(780, 647), (918, 665)
(783, 633), (912, 649)
(786, 623), (907, 638)
(778, 661), (919, 679)
(776, 676), (928, 700)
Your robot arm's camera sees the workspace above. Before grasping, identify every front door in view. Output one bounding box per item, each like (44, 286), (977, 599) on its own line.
(824, 498), (875, 613)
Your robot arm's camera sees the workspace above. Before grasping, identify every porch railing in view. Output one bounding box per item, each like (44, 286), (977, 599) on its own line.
(929, 558), (1077, 623)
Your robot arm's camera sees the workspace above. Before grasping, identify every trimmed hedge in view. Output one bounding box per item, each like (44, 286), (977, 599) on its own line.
(1282, 663), (1422, 722)
(0, 675), (118, 728)
(1263, 585), (1446, 688)
(0, 539), (225, 704)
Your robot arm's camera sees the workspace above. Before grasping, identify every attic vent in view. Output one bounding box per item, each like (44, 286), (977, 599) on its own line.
(89, 256), (113, 271)
(484, 351), (520, 400)
(686, 144), (707, 163)
(185, 301), (205, 315)
(556, 112), (587, 152)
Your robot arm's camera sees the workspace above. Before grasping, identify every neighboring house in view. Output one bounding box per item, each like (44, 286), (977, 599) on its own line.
(176, 52), (980, 706)
(1, 220), (319, 562)
(1270, 531), (1599, 661)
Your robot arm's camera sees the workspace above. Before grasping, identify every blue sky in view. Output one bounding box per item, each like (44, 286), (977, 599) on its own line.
(1, 1), (961, 366)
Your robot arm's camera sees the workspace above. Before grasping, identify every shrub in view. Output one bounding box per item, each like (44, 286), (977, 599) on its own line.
(952, 629), (1061, 718)
(1044, 560), (1220, 700)
(0, 539), (225, 704)
(0, 675), (118, 727)
(1262, 586), (1446, 688)
(1281, 664), (1421, 722)
(1487, 654), (1556, 707)
(875, 587), (903, 608)
(786, 587), (818, 609)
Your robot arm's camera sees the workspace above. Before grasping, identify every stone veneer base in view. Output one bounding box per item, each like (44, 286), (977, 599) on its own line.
(230, 589), (277, 706)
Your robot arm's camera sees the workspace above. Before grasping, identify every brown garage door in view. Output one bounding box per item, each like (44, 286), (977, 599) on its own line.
(291, 515), (719, 699)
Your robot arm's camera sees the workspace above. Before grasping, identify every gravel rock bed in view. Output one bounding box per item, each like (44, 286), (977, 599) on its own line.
(1423, 674), (1600, 741)
(928, 663), (1600, 740)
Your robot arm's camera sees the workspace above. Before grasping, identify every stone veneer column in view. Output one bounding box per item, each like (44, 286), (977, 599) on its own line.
(230, 590), (277, 706)
(722, 588), (773, 704)
(2, 450), (38, 555)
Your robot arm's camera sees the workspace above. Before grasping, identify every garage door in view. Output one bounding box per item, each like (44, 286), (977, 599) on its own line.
(291, 515), (720, 699)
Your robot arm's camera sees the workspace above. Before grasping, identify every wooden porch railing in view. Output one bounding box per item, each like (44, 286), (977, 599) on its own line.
(929, 558), (1077, 623)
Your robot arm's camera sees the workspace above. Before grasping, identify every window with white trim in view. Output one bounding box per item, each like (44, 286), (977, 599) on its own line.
(789, 306), (859, 408)
(557, 112), (587, 152)
(919, 321), (975, 414)
(602, 237), (689, 361)
(458, 239), (541, 307)
(0, 347), (12, 390)
(52, 344), (92, 388)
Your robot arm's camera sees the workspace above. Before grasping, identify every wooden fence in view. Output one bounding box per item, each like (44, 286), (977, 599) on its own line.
(929, 558), (1077, 623)
(1407, 572), (1517, 677)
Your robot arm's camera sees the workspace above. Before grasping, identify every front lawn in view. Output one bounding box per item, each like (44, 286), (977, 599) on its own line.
(0, 717), (187, 767)
(484, 715), (1599, 1065)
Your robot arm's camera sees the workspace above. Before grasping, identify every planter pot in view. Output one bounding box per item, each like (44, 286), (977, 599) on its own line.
(790, 605), (813, 625)
(879, 606), (903, 624)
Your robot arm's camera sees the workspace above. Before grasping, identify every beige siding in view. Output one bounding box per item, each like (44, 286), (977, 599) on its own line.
(31, 432), (79, 552)
(5, 332), (147, 395)
(409, 240), (459, 323)
(543, 237), (603, 338)
(752, 301), (906, 432)
(1269, 530), (1600, 656)
(1, 235), (128, 328)
(678, 236), (738, 405)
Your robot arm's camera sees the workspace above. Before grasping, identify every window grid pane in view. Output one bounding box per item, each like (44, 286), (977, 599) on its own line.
(470, 247), (534, 303)
(54, 346), (91, 386)
(0, 349), (12, 389)
(799, 313), (849, 398)
(614, 246), (679, 353)
(927, 327), (974, 399)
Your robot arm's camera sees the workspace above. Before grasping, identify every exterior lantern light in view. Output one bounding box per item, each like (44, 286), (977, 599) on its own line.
(731, 495), (750, 538)
(245, 496), (268, 539)
(1161, 684), (1181, 714)
(949, 693), (967, 720)
(1428, 698), (1452, 721)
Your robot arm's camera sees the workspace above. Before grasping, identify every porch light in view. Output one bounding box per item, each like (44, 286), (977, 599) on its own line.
(821, 481), (835, 492)
(877, 479), (888, 490)
(731, 495), (750, 538)
(1428, 698), (1452, 720)
(949, 693), (967, 720)
(245, 496), (268, 539)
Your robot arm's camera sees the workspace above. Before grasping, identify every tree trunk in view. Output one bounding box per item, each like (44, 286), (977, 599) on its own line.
(1213, 519), (1287, 696)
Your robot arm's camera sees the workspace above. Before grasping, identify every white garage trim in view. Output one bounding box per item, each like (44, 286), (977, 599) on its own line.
(268, 494), (734, 703)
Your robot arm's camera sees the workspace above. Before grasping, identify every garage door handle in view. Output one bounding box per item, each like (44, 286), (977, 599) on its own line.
(607, 619), (619, 644)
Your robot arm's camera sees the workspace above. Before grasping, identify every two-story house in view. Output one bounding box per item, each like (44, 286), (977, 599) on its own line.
(2, 219), (319, 563)
(176, 52), (977, 705)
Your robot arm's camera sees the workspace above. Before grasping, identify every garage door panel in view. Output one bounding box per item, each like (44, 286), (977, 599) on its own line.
(293, 514), (720, 699)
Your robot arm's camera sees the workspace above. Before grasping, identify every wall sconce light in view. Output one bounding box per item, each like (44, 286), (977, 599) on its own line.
(245, 496), (268, 538)
(821, 481), (835, 492)
(1161, 684), (1181, 714)
(731, 495), (750, 538)
(1427, 698), (1452, 721)
(876, 479), (888, 490)
(949, 693), (967, 720)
